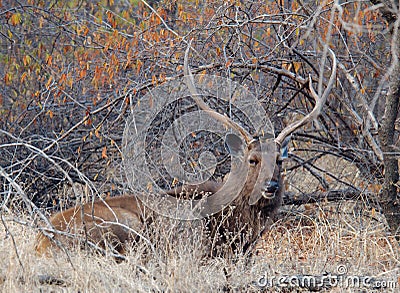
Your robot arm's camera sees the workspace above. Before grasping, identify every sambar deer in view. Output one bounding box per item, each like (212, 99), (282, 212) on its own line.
(35, 45), (336, 257)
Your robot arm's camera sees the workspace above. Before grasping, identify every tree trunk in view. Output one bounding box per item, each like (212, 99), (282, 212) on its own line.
(380, 81), (400, 238)
(377, 1), (400, 238)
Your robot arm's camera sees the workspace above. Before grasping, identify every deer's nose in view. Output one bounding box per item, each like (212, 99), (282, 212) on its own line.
(263, 181), (280, 194)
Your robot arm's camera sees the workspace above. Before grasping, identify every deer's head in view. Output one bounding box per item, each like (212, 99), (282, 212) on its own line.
(183, 41), (336, 216)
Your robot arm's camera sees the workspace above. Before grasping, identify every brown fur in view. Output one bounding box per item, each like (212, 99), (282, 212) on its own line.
(206, 140), (284, 255)
(36, 141), (285, 257)
(168, 139), (284, 255)
(35, 195), (144, 256)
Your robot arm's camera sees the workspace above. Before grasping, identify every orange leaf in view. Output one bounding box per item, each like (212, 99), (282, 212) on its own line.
(10, 13), (21, 26)
(293, 62), (302, 73)
(152, 75), (157, 85)
(59, 73), (67, 85)
(4, 72), (12, 85)
(102, 146), (108, 159)
(282, 62), (291, 71)
(136, 59), (143, 75)
(46, 76), (53, 89)
(46, 54), (52, 65)
(95, 127), (100, 138)
(23, 55), (31, 66)
(21, 72), (27, 83)
(79, 69), (87, 79)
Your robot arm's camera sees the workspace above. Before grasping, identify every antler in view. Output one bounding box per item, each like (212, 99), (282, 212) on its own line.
(275, 48), (337, 146)
(184, 41), (252, 143)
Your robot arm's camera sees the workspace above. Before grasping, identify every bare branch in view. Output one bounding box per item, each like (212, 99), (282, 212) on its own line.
(275, 49), (337, 145)
(184, 41), (252, 143)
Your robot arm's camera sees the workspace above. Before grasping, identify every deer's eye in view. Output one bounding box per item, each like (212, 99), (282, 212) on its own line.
(249, 159), (258, 166)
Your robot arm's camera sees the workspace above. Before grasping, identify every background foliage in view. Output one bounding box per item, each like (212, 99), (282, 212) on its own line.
(0, 0), (399, 232)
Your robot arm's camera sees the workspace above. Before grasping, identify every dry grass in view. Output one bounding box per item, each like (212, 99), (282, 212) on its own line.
(0, 155), (399, 292)
(256, 200), (399, 290)
(0, 198), (399, 292)
(0, 213), (259, 292)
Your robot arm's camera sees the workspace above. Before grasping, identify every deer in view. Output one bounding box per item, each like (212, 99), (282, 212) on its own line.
(35, 44), (337, 257)
(35, 195), (147, 257)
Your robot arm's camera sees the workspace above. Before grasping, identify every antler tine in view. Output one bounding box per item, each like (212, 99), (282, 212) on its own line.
(275, 48), (337, 146)
(184, 41), (252, 143)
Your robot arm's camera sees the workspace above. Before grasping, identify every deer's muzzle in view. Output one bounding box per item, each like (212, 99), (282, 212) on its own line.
(261, 180), (280, 198)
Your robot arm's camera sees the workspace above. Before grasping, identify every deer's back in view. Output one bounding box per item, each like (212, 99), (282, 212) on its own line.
(35, 195), (144, 256)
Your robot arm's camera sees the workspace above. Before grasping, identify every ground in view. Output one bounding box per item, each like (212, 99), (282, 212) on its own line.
(0, 155), (399, 292)
(0, 197), (399, 292)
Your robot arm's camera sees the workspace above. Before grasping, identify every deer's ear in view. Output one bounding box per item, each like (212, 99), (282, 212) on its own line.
(280, 135), (291, 159)
(225, 133), (245, 157)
